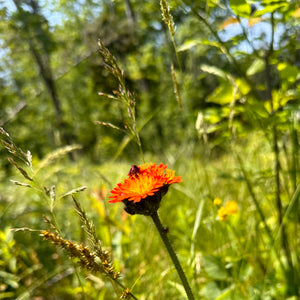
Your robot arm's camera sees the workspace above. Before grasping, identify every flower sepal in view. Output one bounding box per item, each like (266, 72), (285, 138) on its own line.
(123, 185), (169, 215)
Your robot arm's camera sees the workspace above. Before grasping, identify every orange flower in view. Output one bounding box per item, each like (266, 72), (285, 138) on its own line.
(109, 163), (182, 215)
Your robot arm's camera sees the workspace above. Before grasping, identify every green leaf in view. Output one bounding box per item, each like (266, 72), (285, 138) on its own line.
(168, 281), (187, 299)
(200, 281), (221, 300)
(230, 0), (251, 17)
(0, 270), (19, 288)
(246, 59), (265, 76)
(200, 64), (227, 79)
(202, 255), (228, 280)
(238, 263), (253, 281)
(215, 285), (238, 300)
(264, 89), (298, 113)
(257, 0), (288, 15)
(190, 198), (205, 257)
(278, 62), (299, 83)
(236, 78), (251, 95)
(206, 82), (234, 105)
(177, 39), (202, 52)
(204, 108), (223, 124)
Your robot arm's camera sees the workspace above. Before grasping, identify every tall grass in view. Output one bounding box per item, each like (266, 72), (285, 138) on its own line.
(1, 2), (300, 300)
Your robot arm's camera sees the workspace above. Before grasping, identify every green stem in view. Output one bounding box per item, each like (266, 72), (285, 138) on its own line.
(109, 277), (139, 300)
(234, 151), (286, 273)
(171, 36), (182, 72)
(151, 211), (195, 300)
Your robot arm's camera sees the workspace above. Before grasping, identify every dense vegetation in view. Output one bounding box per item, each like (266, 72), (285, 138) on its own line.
(1, 0), (300, 299)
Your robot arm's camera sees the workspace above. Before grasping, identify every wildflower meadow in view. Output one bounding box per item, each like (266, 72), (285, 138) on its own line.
(1, 1), (300, 299)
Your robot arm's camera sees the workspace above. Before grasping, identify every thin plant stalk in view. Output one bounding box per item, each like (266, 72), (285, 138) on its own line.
(234, 151), (286, 273)
(227, 222), (266, 275)
(97, 39), (144, 161)
(265, 53), (294, 279)
(264, 13), (295, 291)
(160, 0), (182, 71)
(151, 211), (195, 300)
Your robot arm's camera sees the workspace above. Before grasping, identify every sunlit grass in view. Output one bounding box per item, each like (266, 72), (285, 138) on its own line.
(2, 128), (298, 299)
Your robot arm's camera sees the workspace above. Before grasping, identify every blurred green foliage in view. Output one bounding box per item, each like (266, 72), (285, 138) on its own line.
(1, 0), (300, 299)
(1, 0), (299, 160)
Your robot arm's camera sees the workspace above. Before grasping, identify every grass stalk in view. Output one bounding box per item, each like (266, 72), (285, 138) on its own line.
(272, 125), (293, 269)
(160, 0), (182, 71)
(234, 152), (286, 273)
(227, 222), (266, 275)
(264, 24), (294, 282)
(97, 39), (144, 161)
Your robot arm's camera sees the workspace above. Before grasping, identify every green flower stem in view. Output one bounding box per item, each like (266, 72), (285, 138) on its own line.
(151, 211), (195, 300)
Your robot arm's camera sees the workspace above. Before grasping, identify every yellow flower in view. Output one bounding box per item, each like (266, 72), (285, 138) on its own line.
(217, 200), (238, 221)
(217, 206), (228, 221)
(225, 200), (238, 215)
(213, 197), (222, 206)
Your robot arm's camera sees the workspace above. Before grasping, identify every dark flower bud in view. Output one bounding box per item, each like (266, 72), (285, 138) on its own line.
(123, 185), (169, 216)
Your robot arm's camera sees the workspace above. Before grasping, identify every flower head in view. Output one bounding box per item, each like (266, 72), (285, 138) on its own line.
(213, 197), (222, 206)
(109, 163), (182, 215)
(217, 200), (238, 221)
